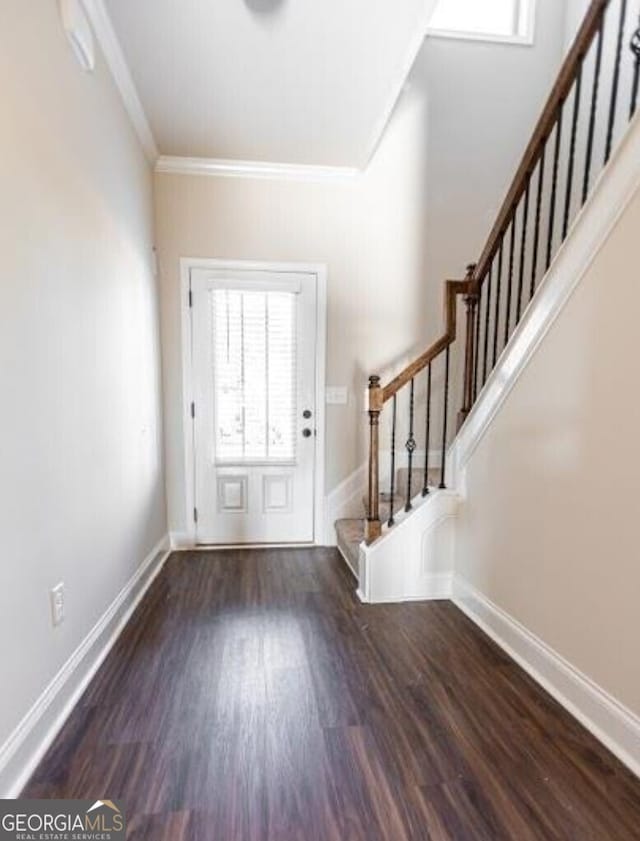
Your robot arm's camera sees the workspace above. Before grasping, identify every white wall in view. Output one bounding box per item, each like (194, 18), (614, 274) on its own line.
(155, 0), (568, 538)
(454, 158), (640, 718)
(0, 0), (166, 766)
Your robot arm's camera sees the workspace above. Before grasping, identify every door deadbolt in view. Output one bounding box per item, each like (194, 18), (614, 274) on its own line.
(302, 409), (312, 419)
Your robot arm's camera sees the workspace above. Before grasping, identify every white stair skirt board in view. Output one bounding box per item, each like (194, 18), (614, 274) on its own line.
(450, 109), (640, 488)
(324, 449), (444, 546)
(0, 535), (171, 798)
(453, 576), (640, 779)
(337, 542), (359, 580)
(359, 489), (459, 604)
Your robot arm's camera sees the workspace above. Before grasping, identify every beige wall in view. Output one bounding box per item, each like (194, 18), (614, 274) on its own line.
(454, 182), (640, 716)
(0, 2), (166, 755)
(155, 3), (567, 536)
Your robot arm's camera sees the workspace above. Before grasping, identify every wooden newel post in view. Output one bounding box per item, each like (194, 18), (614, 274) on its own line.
(365, 375), (383, 544)
(458, 264), (478, 429)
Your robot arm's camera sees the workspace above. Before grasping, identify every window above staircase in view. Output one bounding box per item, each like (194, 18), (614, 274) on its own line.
(428, 0), (536, 45)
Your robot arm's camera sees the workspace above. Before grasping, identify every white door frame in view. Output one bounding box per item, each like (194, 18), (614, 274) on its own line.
(179, 257), (327, 547)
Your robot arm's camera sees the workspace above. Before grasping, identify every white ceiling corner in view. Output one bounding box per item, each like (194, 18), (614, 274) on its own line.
(81, 0), (158, 162)
(101, 0), (434, 172)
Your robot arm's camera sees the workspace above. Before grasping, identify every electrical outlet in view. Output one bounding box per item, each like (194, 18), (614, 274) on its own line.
(50, 583), (65, 627)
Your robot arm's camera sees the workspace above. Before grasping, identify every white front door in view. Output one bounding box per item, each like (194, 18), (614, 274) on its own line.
(191, 267), (318, 544)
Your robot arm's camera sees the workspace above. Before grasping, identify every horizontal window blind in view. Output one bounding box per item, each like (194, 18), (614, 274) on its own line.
(211, 288), (297, 462)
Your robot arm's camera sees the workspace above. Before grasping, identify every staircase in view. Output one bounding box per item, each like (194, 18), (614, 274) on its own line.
(336, 0), (640, 598)
(336, 467), (440, 575)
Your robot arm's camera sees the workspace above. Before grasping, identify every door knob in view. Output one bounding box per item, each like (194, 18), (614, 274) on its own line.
(302, 428), (312, 438)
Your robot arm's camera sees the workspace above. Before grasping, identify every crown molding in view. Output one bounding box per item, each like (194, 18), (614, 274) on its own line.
(155, 155), (361, 181)
(81, 0), (158, 162)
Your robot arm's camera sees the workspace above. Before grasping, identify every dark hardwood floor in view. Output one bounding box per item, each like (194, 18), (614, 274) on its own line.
(24, 549), (640, 840)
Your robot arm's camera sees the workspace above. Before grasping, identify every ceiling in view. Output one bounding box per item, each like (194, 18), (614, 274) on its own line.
(105, 0), (434, 168)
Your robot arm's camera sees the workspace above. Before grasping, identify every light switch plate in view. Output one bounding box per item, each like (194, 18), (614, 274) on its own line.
(326, 386), (348, 405)
(50, 582), (65, 627)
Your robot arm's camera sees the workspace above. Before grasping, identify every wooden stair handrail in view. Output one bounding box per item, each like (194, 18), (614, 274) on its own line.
(472, 0), (609, 288)
(379, 278), (471, 404)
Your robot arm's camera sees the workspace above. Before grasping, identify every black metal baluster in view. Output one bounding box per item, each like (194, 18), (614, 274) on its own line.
(472, 284), (482, 403)
(530, 147), (545, 300)
(504, 219), (516, 347)
(631, 16), (640, 118)
(492, 242), (503, 368)
(439, 346), (450, 489)
(388, 394), (397, 527)
(583, 22), (604, 203)
(482, 264), (493, 385)
(405, 378), (416, 512)
(546, 106), (564, 271)
(516, 181), (530, 323)
(422, 364), (432, 497)
(563, 65), (583, 242)
(605, 0), (628, 163)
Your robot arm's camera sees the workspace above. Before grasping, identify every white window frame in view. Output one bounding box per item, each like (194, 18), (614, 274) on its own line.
(179, 257), (327, 549)
(427, 0), (537, 46)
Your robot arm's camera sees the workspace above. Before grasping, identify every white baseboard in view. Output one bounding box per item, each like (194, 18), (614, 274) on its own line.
(0, 534), (172, 798)
(369, 572), (453, 604)
(453, 575), (640, 779)
(170, 531), (194, 549)
(174, 541), (315, 550)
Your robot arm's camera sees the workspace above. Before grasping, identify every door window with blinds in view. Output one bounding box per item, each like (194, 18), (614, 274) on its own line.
(211, 286), (297, 463)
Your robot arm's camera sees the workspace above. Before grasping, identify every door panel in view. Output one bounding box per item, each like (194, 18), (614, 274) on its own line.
(191, 268), (317, 544)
